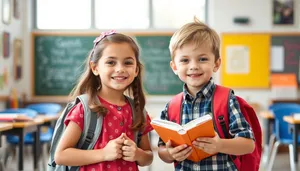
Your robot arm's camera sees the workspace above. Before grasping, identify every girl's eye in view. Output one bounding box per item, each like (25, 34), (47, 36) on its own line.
(125, 61), (134, 65)
(106, 61), (116, 65)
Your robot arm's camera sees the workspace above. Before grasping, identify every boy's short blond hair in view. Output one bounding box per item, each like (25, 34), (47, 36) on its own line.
(169, 18), (220, 61)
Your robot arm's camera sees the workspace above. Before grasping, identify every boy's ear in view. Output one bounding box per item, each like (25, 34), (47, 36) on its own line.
(90, 61), (99, 76)
(213, 58), (221, 72)
(170, 61), (178, 75)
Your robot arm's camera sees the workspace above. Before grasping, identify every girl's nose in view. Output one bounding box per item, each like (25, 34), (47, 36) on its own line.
(116, 64), (125, 73)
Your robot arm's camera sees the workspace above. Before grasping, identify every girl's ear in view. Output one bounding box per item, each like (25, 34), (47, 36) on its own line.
(213, 58), (221, 72)
(135, 65), (139, 77)
(170, 61), (178, 75)
(90, 61), (99, 76)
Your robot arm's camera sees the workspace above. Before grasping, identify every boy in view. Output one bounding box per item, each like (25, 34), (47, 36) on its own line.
(157, 18), (255, 171)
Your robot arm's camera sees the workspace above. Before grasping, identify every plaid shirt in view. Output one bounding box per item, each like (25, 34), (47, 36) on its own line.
(158, 78), (254, 171)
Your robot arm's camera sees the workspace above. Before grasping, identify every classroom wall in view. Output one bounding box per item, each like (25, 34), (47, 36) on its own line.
(2, 0), (299, 114)
(209, 0), (300, 111)
(0, 0), (26, 110)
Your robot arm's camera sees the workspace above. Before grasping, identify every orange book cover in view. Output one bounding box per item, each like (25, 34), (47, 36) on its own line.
(151, 115), (216, 162)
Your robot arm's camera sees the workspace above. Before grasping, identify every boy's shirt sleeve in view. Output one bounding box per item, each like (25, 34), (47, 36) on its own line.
(228, 93), (255, 140)
(157, 102), (170, 147)
(64, 103), (84, 131)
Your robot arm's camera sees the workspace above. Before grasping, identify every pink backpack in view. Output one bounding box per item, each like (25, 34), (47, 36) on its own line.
(168, 85), (262, 171)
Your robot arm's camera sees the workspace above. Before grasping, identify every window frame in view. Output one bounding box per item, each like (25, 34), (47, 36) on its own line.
(33, 0), (208, 30)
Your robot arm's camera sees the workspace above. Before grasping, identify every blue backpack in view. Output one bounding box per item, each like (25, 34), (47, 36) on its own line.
(47, 94), (142, 171)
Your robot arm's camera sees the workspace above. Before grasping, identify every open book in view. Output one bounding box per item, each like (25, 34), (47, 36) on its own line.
(151, 114), (216, 162)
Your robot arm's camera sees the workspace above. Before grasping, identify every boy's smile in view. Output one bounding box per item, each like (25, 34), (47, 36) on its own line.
(170, 43), (220, 96)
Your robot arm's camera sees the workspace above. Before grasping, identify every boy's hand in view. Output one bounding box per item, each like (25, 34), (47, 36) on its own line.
(102, 133), (125, 161)
(122, 133), (139, 162)
(166, 140), (193, 161)
(192, 132), (222, 154)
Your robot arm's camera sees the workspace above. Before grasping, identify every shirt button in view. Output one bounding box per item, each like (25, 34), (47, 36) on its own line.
(117, 106), (122, 111)
(120, 122), (124, 126)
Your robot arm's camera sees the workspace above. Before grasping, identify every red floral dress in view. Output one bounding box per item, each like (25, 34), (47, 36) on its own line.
(64, 96), (153, 171)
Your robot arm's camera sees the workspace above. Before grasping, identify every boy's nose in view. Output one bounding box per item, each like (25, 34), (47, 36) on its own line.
(189, 62), (199, 70)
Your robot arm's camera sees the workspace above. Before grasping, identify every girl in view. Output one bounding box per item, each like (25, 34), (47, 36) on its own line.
(54, 30), (153, 171)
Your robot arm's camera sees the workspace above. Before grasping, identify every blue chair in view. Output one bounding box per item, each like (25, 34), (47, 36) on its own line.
(26, 103), (62, 170)
(0, 108), (38, 167)
(266, 105), (300, 171)
(263, 103), (300, 165)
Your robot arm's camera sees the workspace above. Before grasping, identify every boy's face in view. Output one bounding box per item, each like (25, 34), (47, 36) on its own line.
(170, 43), (221, 94)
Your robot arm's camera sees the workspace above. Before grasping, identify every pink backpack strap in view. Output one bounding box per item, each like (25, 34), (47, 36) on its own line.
(168, 92), (184, 124)
(212, 85), (232, 139)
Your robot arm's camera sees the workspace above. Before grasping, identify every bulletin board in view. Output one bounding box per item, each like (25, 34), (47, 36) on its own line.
(221, 33), (270, 88)
(271, 34), (300, 86)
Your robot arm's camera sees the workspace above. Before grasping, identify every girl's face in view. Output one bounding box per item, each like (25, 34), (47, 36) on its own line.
(91, 42), (139, 93)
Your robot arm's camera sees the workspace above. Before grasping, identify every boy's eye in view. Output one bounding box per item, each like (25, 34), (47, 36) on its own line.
(180, 59), (189, 63)
(199, 57), (208, 62)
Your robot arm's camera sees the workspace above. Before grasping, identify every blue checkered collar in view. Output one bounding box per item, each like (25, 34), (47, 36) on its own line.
(183, 77), (216, 100)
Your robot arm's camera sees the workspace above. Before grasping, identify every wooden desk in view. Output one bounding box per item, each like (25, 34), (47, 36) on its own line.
(0, 123), (13, 147)
(1, 118), (44, 171)
(283, 116), (300, 163)
(0, 123), (13, 131)
(36, 114), (59, 123)
(259, 111), (274, 148)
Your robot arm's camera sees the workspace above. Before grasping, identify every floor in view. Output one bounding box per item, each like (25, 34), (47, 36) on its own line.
(1, 133), (297, 171)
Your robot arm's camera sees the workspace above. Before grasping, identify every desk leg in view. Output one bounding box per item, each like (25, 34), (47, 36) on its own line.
(33, 127), (40, 170)
(264, 119), (271, 146)
(0, 133), (2, 147)
(18, 131), (24, 171)
(292, 124), (298, 162)
(262, 118), (271, 164)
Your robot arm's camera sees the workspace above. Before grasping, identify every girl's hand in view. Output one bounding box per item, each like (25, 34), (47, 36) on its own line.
(192, 132), (222, 154)
(166, 140), (192, 162)
(102, 133), (125, 161)
(121, 133), (139, 162)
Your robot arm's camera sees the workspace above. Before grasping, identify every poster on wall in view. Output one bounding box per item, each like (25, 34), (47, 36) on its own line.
(225, 45), (250, 74)
(13, 39), (22, 80)
(0, 33), (2, 58)
(2, 0), (12, 25)
(0, 62), (10, 98)
(13, 0), (20, 19)
(3, 32), (10, 58)
(273, 0), (294, 25)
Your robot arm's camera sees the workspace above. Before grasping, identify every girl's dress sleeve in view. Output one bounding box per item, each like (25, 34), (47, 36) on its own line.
(64, 103), (84, 131)
(141, 113), (153, 135)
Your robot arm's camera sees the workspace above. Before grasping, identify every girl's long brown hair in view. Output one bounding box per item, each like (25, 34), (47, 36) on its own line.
(70, 33), (146, 131)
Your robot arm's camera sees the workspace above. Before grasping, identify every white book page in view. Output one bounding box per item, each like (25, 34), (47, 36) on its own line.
(183, 115), (212, 130)
(151, 119), (183, 132)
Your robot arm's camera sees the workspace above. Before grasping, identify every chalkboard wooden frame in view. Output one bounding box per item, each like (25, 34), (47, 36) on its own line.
(31, 31), (180, 102)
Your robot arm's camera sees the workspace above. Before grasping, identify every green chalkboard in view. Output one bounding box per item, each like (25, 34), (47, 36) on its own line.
(272, 35), (300, 86)
(135, 35), (183, 95)
(33, 33), (182, 96)
(33, 34), (94, 96)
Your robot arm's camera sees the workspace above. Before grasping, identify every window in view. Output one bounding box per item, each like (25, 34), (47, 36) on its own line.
(36, 0), (91, 29)
(95, 0), (149, 29)
(152, 0), (206, 28)
(35, 0), (207, 29)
